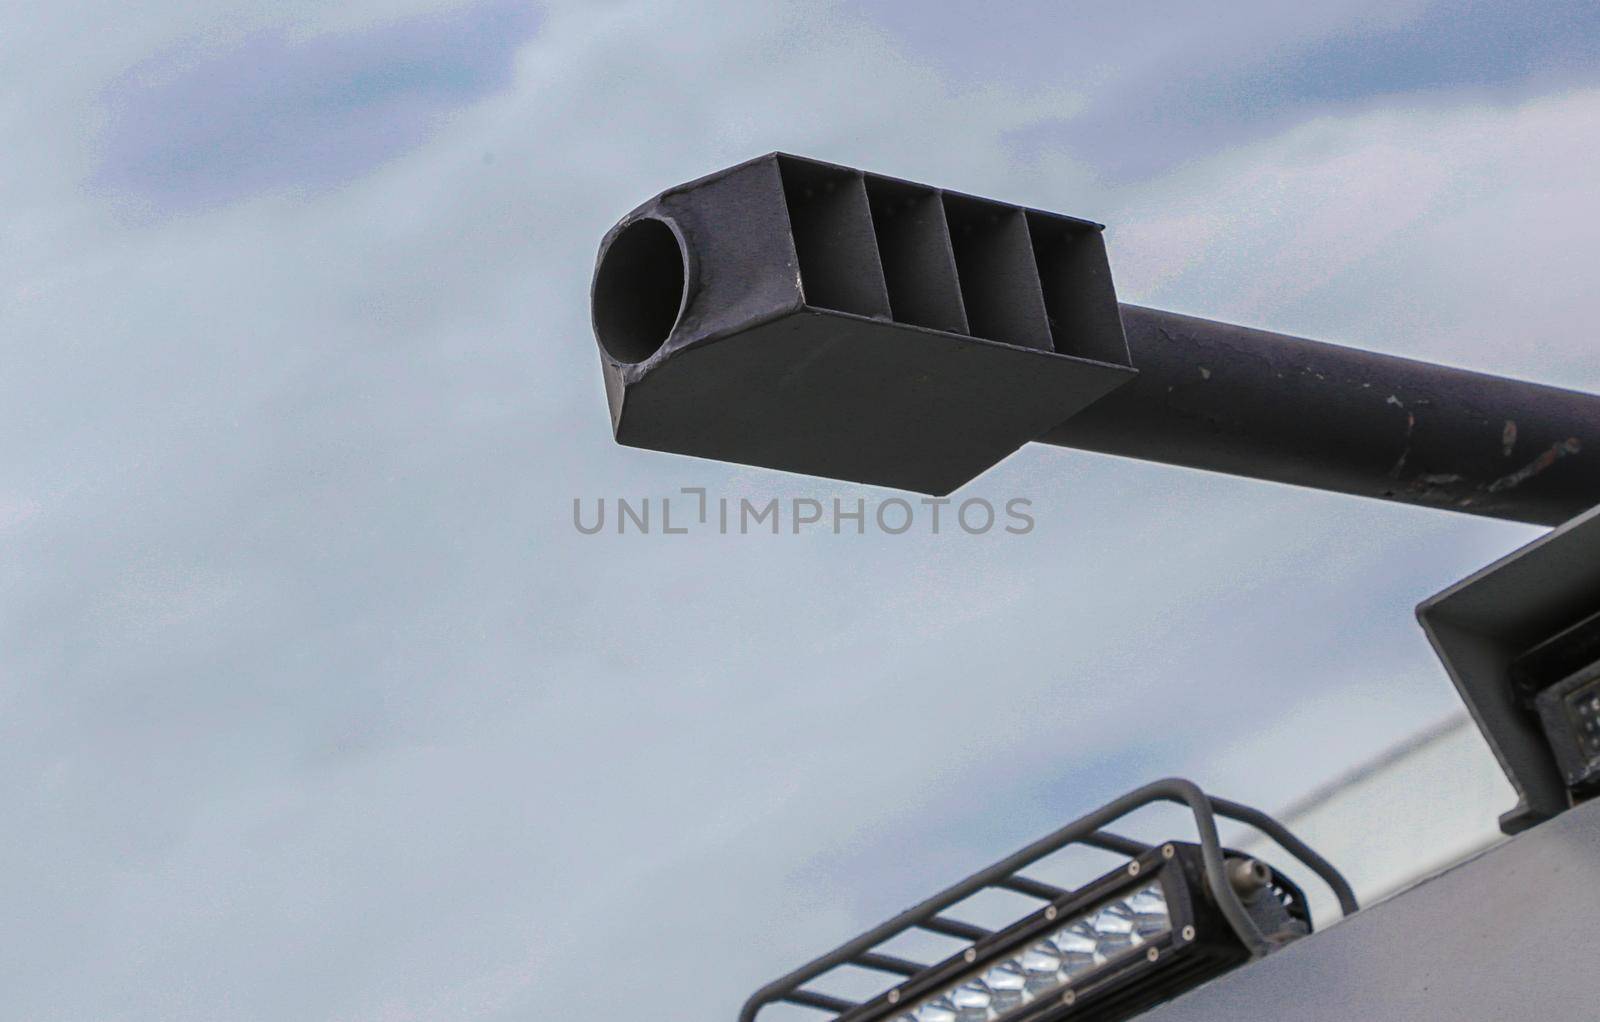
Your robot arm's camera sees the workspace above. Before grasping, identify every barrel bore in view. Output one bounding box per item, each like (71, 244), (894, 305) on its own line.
(592, 217), (687, 364)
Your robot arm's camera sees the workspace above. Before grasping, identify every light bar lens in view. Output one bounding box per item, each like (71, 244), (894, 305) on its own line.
(1569, 680), (1600, 761)
(898, 882), (1171, 1022)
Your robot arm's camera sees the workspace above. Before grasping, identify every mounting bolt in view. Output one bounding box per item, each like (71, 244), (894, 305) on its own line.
(1181, 925), (1196, 942)
(1146, 947), (1160, 962)
(1161, 843), (1176, 860)
(1227, 857), (1272, 896)
(1127, 861), (1141, 877)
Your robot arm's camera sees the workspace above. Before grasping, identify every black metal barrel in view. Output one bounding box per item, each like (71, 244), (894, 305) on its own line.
(592, 154), (1600, 526)
(1046, 307), (1600, 526)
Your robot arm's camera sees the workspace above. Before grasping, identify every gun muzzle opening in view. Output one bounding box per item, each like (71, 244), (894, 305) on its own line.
(592, 216), (686, 365)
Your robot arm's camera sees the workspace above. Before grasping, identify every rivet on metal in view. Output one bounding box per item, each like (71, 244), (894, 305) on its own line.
(1061, 991), (1076, 1007)
(1146, 947), (1160, 962)
(887, 990), (899, 1005)
(1162, 844), (1176, 859)
(964, 948), (977, 963)
(1045, 906), (1058, 921)
(1127, 861), (1141, 877)
(1182, 925), (1196, 942)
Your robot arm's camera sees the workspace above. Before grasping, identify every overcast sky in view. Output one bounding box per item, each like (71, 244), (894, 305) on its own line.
(5, 2), (1599, 1019)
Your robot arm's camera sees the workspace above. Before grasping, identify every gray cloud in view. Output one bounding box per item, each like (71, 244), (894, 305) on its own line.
(862, 0), (1600, 178)
(94, 0), (542, 209)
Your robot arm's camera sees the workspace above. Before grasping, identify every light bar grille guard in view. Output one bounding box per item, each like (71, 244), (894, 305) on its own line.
(740, 777), (1358, 1022)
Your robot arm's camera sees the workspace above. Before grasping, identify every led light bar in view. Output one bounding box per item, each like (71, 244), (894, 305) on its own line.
(838, 843), (1307, 1022)
(738, 779), (1356, 1022)
(892, 880), (1171, 1022)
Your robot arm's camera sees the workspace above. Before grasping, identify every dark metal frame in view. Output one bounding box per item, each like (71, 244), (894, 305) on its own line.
(739, 778), (1357, 1022)
(1418, 503), (1600, 831)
